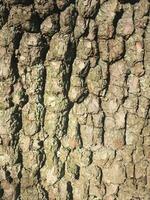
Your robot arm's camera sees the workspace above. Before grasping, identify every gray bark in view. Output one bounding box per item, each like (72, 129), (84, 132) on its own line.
(0, 0), (150, 199)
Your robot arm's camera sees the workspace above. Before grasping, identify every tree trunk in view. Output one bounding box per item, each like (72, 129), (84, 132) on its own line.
(0, 0), (150, 199)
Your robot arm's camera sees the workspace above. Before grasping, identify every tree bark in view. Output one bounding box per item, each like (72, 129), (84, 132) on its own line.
(0, 0), (150, 199)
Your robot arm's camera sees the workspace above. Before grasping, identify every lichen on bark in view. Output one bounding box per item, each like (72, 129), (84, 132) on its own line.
(0, 0), (150, 199)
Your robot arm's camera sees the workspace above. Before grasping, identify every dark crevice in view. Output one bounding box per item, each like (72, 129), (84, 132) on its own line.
(15, 145), (23, 165)
(11, 55), (20, 83)
(103, 64), (110, 96)
(74, 165), (80, 180)
(0, 3), (9, 30)
(0, 186), (4, 198)
(119, 0), (140, 4)
(95, 24), (100, 66)
(5, 171), (13, 183)
(71, 0), (76, 4)
(76, 122), (83, 148)
(11, 29), (23, 83)
(15, 183), (21, 200)
(90, 2), (100, 19)
(20, 0), (34, 5)
(10, 106), (22, 149)
(58, 162), (65, 180)
(40, 37), (49, 63)
(67, 181), (73, 200)
(79, 61), (91, 79)
(124, 111), (128, 145)
(76, 86), (89, 104)
(100, 128), (105, 145)
(9, 0), (34, 6)
(29, 12), (42, 33)
(112, 9), (124, 37)
(38, 142), (46, 169)
(40, 186), (49, 200)
(100, 116), (105, 146)
(63, 38), (76, 99)
(14, 149), (23, 200)
(13, 28), (23, 49)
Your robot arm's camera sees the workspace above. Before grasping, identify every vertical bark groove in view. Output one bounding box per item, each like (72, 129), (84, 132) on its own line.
(0, 0), (150, 199)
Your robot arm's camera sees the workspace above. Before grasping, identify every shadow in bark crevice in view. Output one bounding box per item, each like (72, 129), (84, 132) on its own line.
(119, 0), (140, 4)
(0, 187), (4, 199)
(113, 9), (124, 37)
(67, 181), (73, 200)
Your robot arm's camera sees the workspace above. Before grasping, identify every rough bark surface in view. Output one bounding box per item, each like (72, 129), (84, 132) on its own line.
(0, 0), (150, 199)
